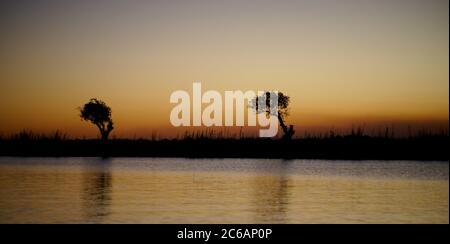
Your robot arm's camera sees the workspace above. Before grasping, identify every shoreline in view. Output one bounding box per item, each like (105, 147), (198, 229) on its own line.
(0, 137), (447, 161)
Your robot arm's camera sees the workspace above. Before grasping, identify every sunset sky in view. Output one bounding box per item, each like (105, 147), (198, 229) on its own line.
(0, 0), (448, 138)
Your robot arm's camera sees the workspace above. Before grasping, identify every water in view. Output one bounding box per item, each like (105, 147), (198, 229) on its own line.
(0, 157), (448, 223)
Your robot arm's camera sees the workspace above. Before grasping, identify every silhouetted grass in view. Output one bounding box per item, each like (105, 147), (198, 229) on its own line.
(6, 130), (69, 141)
(0, 128), (447, 160)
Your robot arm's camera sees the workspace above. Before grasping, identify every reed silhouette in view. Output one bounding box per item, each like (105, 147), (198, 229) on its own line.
(1, 97), (447, 159)
(0, 128), (447, 160)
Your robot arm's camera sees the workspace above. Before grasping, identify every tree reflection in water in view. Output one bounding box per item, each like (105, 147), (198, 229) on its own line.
(252, 159), (292, 223)
(82, 158), (112, 222)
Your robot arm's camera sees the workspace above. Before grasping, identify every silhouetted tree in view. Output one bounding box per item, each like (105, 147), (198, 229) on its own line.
(251, 92), (295, 140)
(79, 98), (114, 141)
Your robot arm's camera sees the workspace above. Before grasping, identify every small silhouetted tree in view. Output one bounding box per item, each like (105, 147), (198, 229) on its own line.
(79, 98), (114, 141)
(251, 92), (295, 140)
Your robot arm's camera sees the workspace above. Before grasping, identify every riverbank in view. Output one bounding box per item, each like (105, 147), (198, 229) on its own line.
(0, 135), (447, 160)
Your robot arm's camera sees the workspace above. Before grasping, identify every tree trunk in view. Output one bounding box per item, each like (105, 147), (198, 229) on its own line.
(278, 114), (295, 140)
(97, 121), (113, 141)
(101, 131), (110, 141)
(277, 114), (288, 134)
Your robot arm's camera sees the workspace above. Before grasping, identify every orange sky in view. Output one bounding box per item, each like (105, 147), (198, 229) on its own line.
(0, 0), (448, 138)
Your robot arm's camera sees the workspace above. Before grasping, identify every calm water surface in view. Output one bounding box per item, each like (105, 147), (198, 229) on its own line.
(0, 157), (448, 223)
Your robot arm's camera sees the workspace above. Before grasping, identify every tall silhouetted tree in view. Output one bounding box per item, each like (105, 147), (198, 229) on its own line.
(79, 98), (114, 141)
(251, 92), (295, 140)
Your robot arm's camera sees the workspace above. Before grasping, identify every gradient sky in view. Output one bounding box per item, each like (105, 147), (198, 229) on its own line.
(0, 0), (448, 138)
